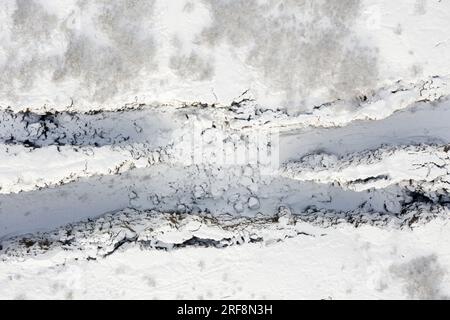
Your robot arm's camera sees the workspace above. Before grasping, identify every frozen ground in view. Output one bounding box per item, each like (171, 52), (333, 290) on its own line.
(1, 210), (450, 299)
(0, 0), (450, 300)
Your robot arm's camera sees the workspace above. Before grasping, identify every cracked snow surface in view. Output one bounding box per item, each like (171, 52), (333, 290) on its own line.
(1, 0), (450, 300)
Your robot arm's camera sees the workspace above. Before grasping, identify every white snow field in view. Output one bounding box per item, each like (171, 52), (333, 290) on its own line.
(0, 0), (450, 300)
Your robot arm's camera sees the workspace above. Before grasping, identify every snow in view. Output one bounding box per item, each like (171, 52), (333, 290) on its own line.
(0, 0), (449, 111)
(1, 215), (450, 299)
(0, 0), (450, 300)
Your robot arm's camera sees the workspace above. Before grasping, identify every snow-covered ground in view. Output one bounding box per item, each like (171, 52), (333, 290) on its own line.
(0, 0), (450, 300)
(1, 211), (450, 299)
